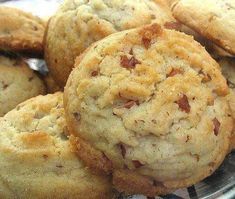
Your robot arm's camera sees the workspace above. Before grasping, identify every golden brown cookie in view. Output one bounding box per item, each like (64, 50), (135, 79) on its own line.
(0, 6), (46, 57)
(218, 58), (235, 150)
(64, 24), (233, 196)
(178, 25), (234, 58)
(0, 92), (114, 199)
(172, 0), (235, 55)
(44, 0), (174, 87)
(0, 56), (46, 116)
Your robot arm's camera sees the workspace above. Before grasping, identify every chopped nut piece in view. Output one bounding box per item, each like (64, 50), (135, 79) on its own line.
(212, 118), (220, 136)
(140, 24), (162, 49)
(167, 68), (183, 77)
(142, 37), (151, 49)
(176, 94), (191, 113)
(91, 71), (99, 77)
(120, 55), (141, 69)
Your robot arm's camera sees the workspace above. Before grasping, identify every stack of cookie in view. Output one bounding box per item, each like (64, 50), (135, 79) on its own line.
(0, 0), (234, 198)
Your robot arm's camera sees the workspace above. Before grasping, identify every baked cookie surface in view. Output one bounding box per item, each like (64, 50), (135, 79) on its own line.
(0, 6), (46, 56)
(172, 0), (235, 55)
(218, 58), (235, 149)
(0, 92), (114, 199)
(0, 56), (45, 116)
(45, 0), (174, 87)
(64, 24), (233, 196)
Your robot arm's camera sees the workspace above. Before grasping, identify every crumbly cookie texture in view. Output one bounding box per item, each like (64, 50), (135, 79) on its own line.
(218, 58), (235, 150)
(0, 93), (114, 199)
(0, 56), (45, 116)
(0, 6), (46, 56)
(172, 0), (235, 55)
(45, 0), (174, 87)
(64, 24), (233, 196)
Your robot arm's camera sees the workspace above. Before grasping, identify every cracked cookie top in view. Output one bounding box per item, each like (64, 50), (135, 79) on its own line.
(64, 24), (233, 190)
(0, 93), (114, 199)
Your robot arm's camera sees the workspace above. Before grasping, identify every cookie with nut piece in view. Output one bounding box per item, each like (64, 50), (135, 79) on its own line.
(0, 6), (46, 57)
(172, 0), (235, 55)
(218, 57), (235, 150)
(45, 0), (175, 87)
(0, 92), (114, 198)
(64, 23), (233, 196)
(0, 55), (45, 116)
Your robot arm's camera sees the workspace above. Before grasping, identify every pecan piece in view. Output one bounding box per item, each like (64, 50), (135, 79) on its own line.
(140, 24), (162, 49)
(212, 118), (220, 136)
(142, 37), (151, 49)
(120, 55), (141, 69)
(91, 71), (99, 77)
(167, 68), (183, 77)
(176, 94), (191, 113)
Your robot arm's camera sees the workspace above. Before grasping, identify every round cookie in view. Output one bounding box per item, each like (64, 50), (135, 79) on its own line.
(0, 6), (46, 57)
(45, 0), (174, 87)
(64, 24), (233, 196)
(172, 0), (235, 55)
(218, 58), (235, 150)
(0, 92), (114, 199)
(0, 56), (46, 116)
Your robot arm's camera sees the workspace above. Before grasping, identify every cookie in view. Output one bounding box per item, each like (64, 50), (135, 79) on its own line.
(44, 0), (174, 87)
(0, 92), (114, 199)
(0, 6), (46, 57)
(178, 25), (234, 58)
(64, 24), (233, 196)
(172, 0), (235, 55)
(218, 58), (235, 150)
(0, 56), (46, 116)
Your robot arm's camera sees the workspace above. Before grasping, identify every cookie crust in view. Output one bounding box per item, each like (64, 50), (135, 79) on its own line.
(0, 6), (46, 57)
(0, 93), (114, 198)
(45, 0), (174, 87)
(172, 0), (235, 55)
(0, 56), (45, 116)
(64, 24), (233, 196)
